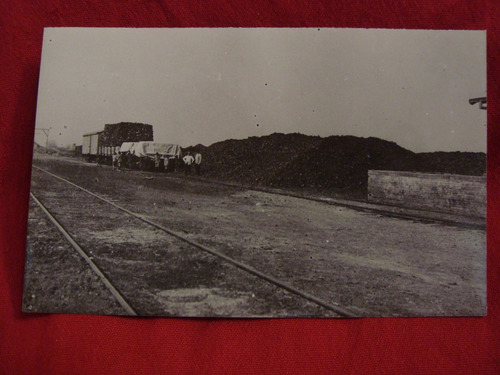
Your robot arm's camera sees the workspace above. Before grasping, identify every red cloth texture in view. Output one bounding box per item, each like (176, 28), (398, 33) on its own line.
(0, 1), (499, 374)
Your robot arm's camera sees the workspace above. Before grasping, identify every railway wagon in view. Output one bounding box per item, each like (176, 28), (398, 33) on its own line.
(120, 141), (183, 172)
(82, 122), (154, 163)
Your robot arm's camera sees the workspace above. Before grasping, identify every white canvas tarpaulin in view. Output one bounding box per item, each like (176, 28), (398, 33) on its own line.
(129, 142), (182, 158)
(120, 142), (135, 153)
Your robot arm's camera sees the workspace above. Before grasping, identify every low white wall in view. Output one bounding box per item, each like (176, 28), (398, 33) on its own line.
(368, 170), (486, 218)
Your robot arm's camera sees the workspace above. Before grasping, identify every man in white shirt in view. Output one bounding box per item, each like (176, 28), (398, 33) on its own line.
(194, 152), (202, 176)
(183, 152), (194, 175)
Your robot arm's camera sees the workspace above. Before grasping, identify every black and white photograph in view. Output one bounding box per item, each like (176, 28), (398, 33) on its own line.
(24, 27), (486, 317)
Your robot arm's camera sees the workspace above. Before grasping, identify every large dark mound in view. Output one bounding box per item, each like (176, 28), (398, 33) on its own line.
(190, 133), (486, 193)
(417, 152), (486, 176)
(269, 136), (418, 191)
(201, 133), (323, 184)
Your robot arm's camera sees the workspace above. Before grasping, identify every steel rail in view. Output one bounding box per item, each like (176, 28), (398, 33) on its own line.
(32, 165), (356, 317)
(30, 191), (138, 316)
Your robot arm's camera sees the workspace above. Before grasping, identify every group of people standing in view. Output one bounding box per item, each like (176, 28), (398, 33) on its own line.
(112, 150), (146, 171)
(182, 151), (202, 175)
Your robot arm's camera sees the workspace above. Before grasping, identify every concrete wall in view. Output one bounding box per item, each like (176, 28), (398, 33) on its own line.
(368, 170), (486, 218)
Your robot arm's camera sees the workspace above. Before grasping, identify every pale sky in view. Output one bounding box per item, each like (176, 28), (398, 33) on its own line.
(34, 28), (486, 152)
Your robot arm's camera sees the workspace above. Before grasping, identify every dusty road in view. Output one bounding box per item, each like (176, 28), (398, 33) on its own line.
(24, 154), (486, 317)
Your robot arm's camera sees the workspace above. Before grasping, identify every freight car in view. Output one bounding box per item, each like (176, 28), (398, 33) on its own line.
(82, 122), (154, 163)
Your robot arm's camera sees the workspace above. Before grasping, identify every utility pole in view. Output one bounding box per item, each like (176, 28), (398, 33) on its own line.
(35, 128), (50, 150)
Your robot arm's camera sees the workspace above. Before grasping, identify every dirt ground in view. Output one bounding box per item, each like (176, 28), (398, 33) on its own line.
(25, 154), (486, 317)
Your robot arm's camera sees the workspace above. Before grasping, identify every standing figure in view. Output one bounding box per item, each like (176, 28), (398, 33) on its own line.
(116, 152), (122, 170)
(194, 152), (202, 176)
(163, 157), (169, 172)
(139, 156), (148, 171)
(183, 152), (194, 175)
(129, 150), (137, 169)
(154, 152), (161, 171)
(123, 151), (130, 169)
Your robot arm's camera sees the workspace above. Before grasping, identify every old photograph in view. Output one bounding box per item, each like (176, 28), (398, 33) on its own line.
(24, 27), (486, 317)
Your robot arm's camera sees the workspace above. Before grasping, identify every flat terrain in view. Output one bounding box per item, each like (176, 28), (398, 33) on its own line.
(24, 153), (486, 317)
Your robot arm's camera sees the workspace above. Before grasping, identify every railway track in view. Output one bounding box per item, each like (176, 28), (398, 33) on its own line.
(30, 192), (137, 315)
(31, 165), (357, 317)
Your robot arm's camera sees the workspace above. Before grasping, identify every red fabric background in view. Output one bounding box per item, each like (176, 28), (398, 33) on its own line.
(1, 1), (498, 374)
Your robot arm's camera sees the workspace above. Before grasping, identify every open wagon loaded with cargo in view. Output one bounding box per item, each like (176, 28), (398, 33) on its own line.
(82, 122), (183, 171)
(119, 141), (182, 171)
